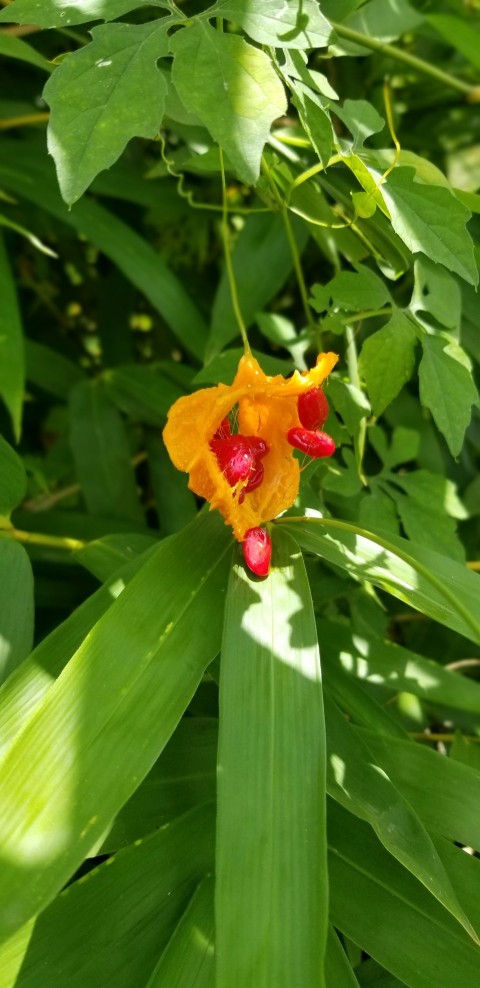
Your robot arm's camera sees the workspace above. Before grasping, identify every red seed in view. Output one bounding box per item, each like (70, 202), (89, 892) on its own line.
(242, 527), (272, 577)
(287, 428), (336, 458)
(297, 388), (329, 430)
(210, 436), (256, 485)
(238, 461), (265, 503)
(246, 436), (269, 460)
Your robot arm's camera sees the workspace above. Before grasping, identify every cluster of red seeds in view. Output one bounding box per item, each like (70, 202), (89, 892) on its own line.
(210, 387), (335, 577)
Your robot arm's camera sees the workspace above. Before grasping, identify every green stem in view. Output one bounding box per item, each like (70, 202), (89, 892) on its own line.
(340, 307), (392, 324)
(345, 326), (367, 480)
(331, 21), (475, 98)
(219, 147), (250, 354)
(0, 527), (84, 551)
(277, 515), (480, 643)
(282, 204), (320, 343)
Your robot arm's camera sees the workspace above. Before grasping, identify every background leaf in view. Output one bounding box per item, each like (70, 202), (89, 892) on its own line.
(359, 310), (417, 416)
(0, 232), (24, 441)
(418, 335), (478, 456)
(210, 0), (332, 48)
(171, 22), (286, 185)
(0, 437), (26, 526)
(0, 540), (34, 687)
(0, 0), (171, 27)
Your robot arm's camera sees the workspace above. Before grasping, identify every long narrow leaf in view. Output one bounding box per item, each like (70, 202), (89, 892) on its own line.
(146, 873), (215, 988)
(0, 512), (230, 939)
(216, 527), (328, 988)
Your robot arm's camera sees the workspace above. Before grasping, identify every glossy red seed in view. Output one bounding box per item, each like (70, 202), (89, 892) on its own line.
(297, 388), (329, 430)
(287, 428), (336, 458)
(210, 437), (256, 485)
(246, 436), (269, 460)
(242, 527), (272, 577)
(238, 462), (265, 504)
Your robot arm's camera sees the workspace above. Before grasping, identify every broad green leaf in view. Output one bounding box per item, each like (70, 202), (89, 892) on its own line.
(0, 33), (51, 72)
(333, 99), (384, 150)
(359, 489), (400, 535)
(341, 154), (390, 217)
(368, 424), (420, 469)
(44, 20), (171, 205)
(25, 340), (85, 400)
(327, 378), (370, 436)
(146, 432), (197, 536)
(328, 801), (480, 988)
(0, 0), (171, 27)
(360, 730), (480, 851)
(207, 212), (308, 361)
(0, 437), (26, 526)
(0, 546), (156, 759)
(216, 528), (328, 988)
(104, 364), (184, 427)
(0, 804), (214, 988)
(278, 517), (480, 645)
(0, 511), (230, 938)
(382, 168), (478, 287)
(319, 618), (480, 715)
(325, 695), (476, 939)
(99, 718), (217, 852)
(429, 14), (480, 71)
(345, 0), (422, 43)
(170, 22), (286, 186)
(0, 233), (24, 441)
(388, 488), (464, 562)
(146, 873), (215, 988)
(0, 541), (34, 687)
(0, 140), (208, 360)
(324, 654), (407, 740)
(291, 87), (333, 168)
(210, 0), (332, 48)
(69, 379), (144, 525)
(418, 334), (478, 456)
(410, 256), (461, 332)
(256, 313), (309, 370)
(358, 311), (418, 416)
(311, 263), (392, 313)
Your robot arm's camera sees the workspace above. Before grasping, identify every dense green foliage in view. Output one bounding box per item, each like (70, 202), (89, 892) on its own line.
(1, 1), (480, 985)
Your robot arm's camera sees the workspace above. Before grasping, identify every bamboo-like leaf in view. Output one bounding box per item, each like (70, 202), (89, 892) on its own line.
(279, 517), (480, 645)
(0, 437), (26, 526)
(0, 541), (34, 686)
(146, 873), (215, 988)
(328, 801), (480, 988)
(0, 804), (214, 988)
(0, 545), (155, 758)
(216, 527), (328, 988)
(0, 233), (24, 441)
(325, 695), (477, 941)
(325, 926), (361, 987)
(0, 512), (230, 939)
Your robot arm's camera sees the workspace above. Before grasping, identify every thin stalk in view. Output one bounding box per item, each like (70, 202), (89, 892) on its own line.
(219, 147), (250, 354)
(0, 112), (49, 130)
(0, 527), (84, 551)
(330, 21), (477, 99)
(345, 325), (367, 480)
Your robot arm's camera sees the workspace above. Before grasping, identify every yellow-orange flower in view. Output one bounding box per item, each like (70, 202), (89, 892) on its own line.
(163, 351), (338, 541)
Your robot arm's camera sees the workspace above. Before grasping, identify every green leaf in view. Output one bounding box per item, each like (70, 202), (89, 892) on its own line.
(0, 805), (214, 988)
(418, 334), (478, 456)
(216, 528), (328, 988)
(74, 532), (158, 583)
(207, 212), (308, 361)
(320, 618), (480, 716)
(25, 340), (85, 400)
(333, 99), (384, 149)
(329, 801), (480, 988)
(410, 256), (461, 332)
(210, 0), (332, 48)
(387, 484), (464, 562)
(194, 347), (291, 386)
(327, 378), (370, 436)
(382, 168), (478, 287)
(291, 87), (333, 168)
(0, 546), (155, 759)
(0, 437), (26, 526)
(146, 873), (215, 988)
(0, 32), (51, 71)
(311, 263), (392, 313)
(325, 927), (361, 988)
(103, 364), (184, 427)
(358, 311), (417, 416)
(44, 20), (171, 205)
(99, 718), (217, 852)
(170, 22), (286, 186)
(69, 379), (144, 525)
(0, 512), (230, 939)
(145, 432), (197, 536)
(0, 0), (171, 27)
(344, 0), (422, 43)
(0, 140), (208, 360)
(0, 541), (34, 687)
(278, 517), (480, 645)
(325, 694), (476, 939)
(0, 232), (24, 441)
(428, 14), (480, 71)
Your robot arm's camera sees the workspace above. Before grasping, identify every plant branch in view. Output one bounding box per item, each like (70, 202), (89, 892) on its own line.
(219, 147), (250, 354)
(0, 527), (85, 551)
